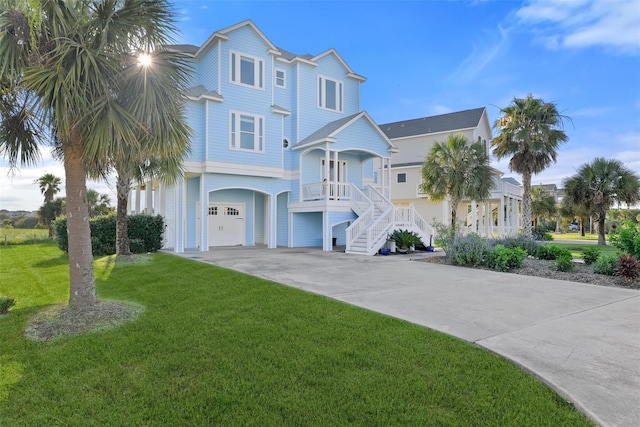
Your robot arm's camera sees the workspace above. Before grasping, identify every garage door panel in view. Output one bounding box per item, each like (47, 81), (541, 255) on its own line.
(208, 203), (245, 247)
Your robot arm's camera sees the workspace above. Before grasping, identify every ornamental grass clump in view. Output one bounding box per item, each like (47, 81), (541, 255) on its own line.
(491, 236), (540, 257)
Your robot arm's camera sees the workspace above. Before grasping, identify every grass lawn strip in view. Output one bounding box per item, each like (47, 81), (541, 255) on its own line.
(0, 244), (593, 426)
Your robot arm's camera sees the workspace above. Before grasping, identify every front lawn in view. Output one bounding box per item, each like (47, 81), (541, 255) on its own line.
(0, 244), (592, 426)
(543, 241), (619, 259)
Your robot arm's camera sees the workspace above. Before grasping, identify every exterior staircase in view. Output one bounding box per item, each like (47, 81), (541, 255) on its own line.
(345, 184), (433, 255)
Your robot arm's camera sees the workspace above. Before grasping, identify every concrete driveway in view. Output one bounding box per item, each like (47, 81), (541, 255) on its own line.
(173, 246), (640, 427)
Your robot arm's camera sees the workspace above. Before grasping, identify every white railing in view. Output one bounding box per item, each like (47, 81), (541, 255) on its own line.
(364, 206), (394, 255)
(302, 181), (352, 202)
(349, 184), (372, 216)
(393, 206), (433, 245)
(346, 206), (373, 252)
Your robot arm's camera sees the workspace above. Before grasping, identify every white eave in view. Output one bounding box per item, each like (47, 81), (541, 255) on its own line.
(271, 105), (291, 116)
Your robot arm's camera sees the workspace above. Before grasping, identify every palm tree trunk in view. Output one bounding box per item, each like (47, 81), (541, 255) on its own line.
(116, 172), (132, 256)
(450, 196), (459, 232)
(597, 215), (606, 245)
(63, 134), (96, 306)
(521, 171), (533, 238)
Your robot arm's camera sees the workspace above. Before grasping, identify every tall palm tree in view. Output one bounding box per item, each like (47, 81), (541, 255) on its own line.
(0, 0), (190, 305)
(86, 189), (113, 218)
(420, 134), (493, 231)
(563, 158), (640, 245)
(34, 172), (61, 203)
(492, 95), (569, 238)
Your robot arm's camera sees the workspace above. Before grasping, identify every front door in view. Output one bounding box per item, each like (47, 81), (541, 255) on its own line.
(208, 203), (245, 247)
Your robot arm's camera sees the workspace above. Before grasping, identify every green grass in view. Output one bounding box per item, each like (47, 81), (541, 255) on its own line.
(543, 241), (619, 259)
(551, 232), (599, 242)
(0, 228), (53, 245)
(0, 244), (593, 426)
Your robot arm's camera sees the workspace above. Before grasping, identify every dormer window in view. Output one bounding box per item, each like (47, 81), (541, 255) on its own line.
(230, 51), (264, 89)
(318, 75), (343, 113)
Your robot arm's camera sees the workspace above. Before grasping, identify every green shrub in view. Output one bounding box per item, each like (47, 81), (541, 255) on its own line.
(54, 214), (164, 255)
(554, 254), (575, 272)
(533, 224), (554, 241)
(616, 255), (640, 282)
(485, 245), (527, 272)
(609, 220), (640, 257)
(447, 233), (488, 267)
(129, 238), (146, 254)
(0, 296), (16, 314)
(535, 245), (568, 260)
(582, 247), (601, 265)
(593, 254), (618, 276)
(491, 236), (539, 257)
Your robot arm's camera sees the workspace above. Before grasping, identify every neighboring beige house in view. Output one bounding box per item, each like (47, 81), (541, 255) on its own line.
(377, 107), (523, 237)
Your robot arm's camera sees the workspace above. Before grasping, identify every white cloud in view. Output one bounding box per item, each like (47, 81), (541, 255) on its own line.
(449, 24), (510, 84)
(515, 0), (640, 55)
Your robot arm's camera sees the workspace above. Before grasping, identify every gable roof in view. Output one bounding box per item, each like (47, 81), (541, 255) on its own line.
(379, 107), (486, 139)
(294, 112), (396, 151)
(502, 177), (522, 186)
(167, 20), (365, 80)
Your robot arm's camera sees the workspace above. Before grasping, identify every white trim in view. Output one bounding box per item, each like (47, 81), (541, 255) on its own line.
(182, 160), (284, 178)
(229, 111), (266, 153)
(217, 40), (222, 95)
(317, 74), (343, 113)
(274, 68), (286, 89)
(229, 50), (265, 90)
(205, 100), (209, 160)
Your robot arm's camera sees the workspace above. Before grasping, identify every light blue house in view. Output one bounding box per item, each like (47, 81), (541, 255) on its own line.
(151, 20), (431, 254)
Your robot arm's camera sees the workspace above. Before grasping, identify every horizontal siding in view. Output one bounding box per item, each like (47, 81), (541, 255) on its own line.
(186, 101), (206, 161)
(292, 212), (322, 247)
(254, 192), (265, 244)
(197, 43), (219, 92)
(334, 116), (390, 156)
(185, 176), (200, 249)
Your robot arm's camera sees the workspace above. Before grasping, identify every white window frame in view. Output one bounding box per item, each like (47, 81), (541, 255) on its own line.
(230, 50), (264, 90)
(318, 75), (343, 113)
(397, 173), (407, 183)
(274, 68), (286, 88)
(229, 111), (265, 153)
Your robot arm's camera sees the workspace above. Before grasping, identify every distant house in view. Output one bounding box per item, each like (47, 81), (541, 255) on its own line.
(130, 20), (431, 255)
(378, 108), (523, 237)
(532, 183), (563, 204)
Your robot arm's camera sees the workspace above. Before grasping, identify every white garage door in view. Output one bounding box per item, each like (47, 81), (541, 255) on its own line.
(208, 204), (245, 247)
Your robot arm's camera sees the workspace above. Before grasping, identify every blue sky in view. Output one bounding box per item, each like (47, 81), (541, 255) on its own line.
(1, 0), (639, 211)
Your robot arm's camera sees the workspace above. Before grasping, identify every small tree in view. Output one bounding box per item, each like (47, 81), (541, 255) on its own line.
(420, 134), (492, 232)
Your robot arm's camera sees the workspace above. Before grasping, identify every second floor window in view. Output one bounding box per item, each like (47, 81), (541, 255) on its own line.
(397, 173), (407, 183)
(230, 51), (264, 89)
(318, 75), (343, 112)
(275, 69), (286, 88)
(230, 112), (265, 153)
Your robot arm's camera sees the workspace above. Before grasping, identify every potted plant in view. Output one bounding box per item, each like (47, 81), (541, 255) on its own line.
(390, 229), (420, 254)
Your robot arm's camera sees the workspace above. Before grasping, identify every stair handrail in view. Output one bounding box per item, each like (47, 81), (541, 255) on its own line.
(364, 205), (394, 255)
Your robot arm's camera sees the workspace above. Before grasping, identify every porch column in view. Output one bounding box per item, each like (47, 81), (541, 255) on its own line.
(471, 201), (477, 233)
(127, 189), (133, 215)
(200, 175), (207, 252)
(322, 212), (331, 251)
(268, 194), (277, 249)
(499, 196), (505, 237)
(387, 158), (391, 198)
(145, 180), (153, 214)
(135, 186), (141, 214)
(485, 202), (491, 236)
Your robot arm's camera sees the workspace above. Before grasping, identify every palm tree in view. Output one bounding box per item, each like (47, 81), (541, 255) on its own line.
(531, 186), (556, 228)
(563, 158), (640, 245)
(0, 0), (190, 305)
(420, 134), (493, 231)
(492, 95), (569, 238)
(86, 189), (113, 218)
(34, 173), (61, 204)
